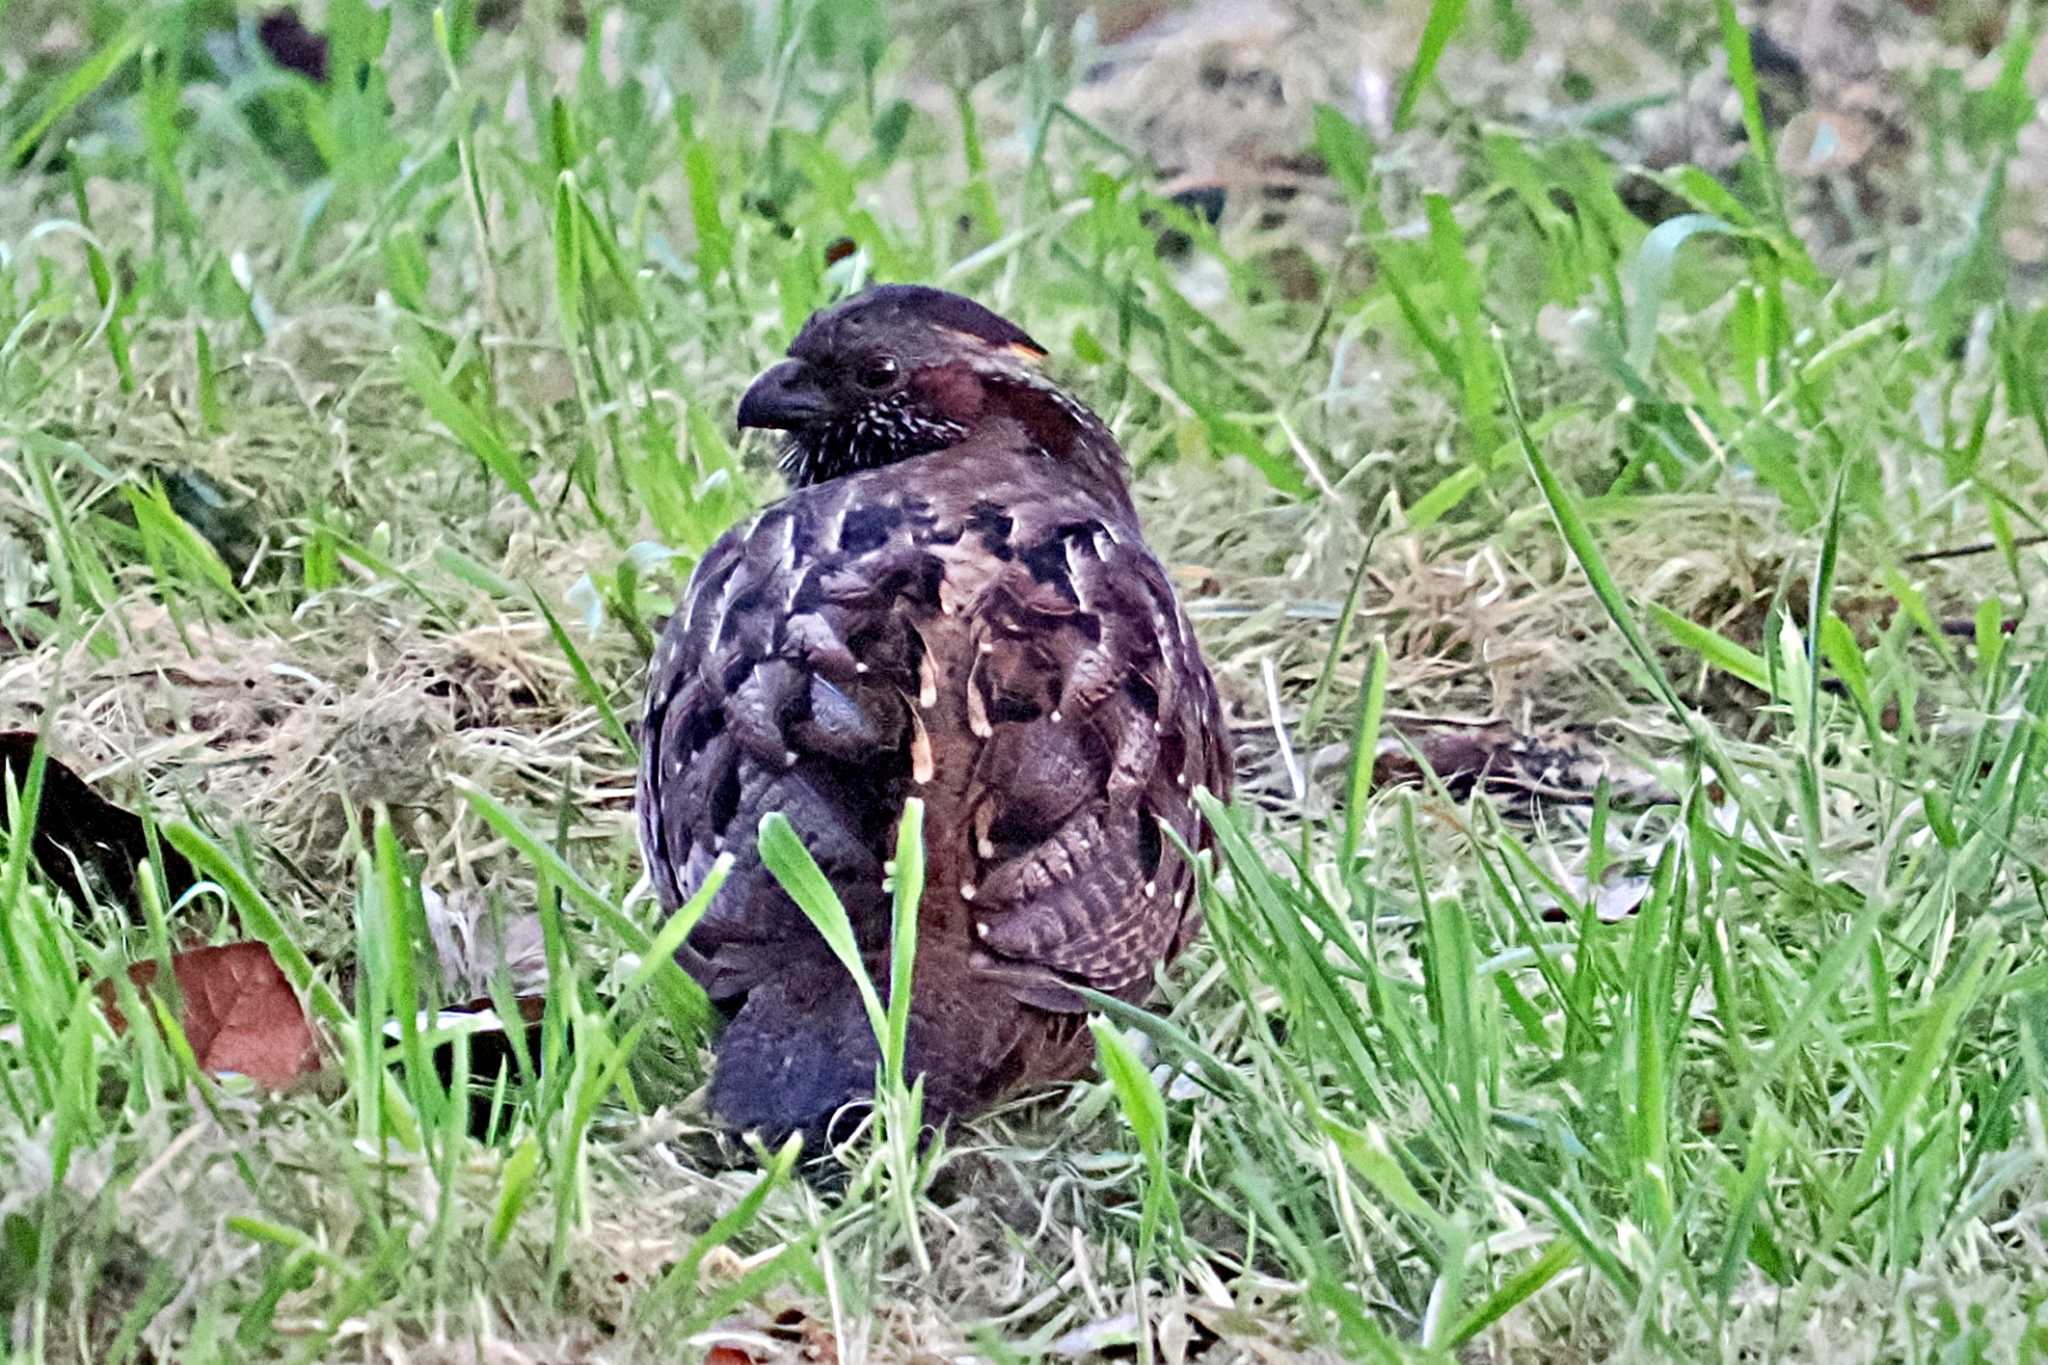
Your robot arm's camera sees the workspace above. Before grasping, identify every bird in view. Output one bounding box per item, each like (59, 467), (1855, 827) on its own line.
(636, 284), (1233, 1155)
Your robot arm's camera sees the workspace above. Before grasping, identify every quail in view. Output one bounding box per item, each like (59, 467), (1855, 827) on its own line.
(637, 285), (1232, 1153)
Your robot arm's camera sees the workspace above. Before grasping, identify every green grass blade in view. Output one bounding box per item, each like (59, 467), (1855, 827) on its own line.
(528, 585), (635, 756)
(1624, 214), (1736, 375)
(1646, 601), (1772, 694)
(884, 799), (925, 1081)
(454, 778), (709, 1038)
(1715, 0), (1787, 224)
(7, 22), (145, 166)
(394, 341), (540, 514)
(756, 812), (887, 1046)
(1340, 638), (1390, 876)
(1395, 0), (1471, 132)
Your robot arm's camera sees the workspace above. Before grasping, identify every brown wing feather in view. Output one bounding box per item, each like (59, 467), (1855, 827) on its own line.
(637, 500), (921, 1001)
(952, 524), (1227, 1008)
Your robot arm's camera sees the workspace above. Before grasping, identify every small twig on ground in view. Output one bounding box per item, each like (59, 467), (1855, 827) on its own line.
(1901, 532), (2048, 564)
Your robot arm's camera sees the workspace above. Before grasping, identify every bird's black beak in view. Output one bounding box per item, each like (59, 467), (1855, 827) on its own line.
(736, 359), (830, 431)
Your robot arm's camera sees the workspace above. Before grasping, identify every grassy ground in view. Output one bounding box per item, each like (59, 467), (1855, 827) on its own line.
(4, 0), (2048, 1360)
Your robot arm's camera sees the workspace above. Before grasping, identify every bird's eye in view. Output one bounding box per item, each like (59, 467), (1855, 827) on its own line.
(854, 356), (899, 391)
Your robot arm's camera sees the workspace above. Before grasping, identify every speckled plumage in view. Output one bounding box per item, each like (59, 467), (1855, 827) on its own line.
(636, 285), (1232, 1152)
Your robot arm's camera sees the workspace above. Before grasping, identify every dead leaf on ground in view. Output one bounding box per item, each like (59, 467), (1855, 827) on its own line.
(1373, 721), (1676, 809)
(0, 732), (199, 916)
(99, 942), (321, 1090)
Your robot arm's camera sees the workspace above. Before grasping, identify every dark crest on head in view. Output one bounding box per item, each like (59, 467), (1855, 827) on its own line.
(791, 284), (1046, 358)
(737, 285), (1064, 487)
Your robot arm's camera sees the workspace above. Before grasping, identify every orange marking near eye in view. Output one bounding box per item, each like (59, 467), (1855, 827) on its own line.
(934, 327), (1048, 365)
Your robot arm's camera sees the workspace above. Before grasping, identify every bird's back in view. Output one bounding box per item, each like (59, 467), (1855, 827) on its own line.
(640, 390), (1229, 1154)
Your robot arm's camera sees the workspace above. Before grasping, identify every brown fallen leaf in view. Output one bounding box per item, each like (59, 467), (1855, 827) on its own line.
(0, 732), (199, 916)
(1373, 721), (1675, 809)
(100, 942), (321, 1090)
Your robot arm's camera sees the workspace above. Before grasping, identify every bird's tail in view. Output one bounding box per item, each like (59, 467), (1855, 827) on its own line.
(706, 966), (885, 1155)
(706, 959), (1060, 1156)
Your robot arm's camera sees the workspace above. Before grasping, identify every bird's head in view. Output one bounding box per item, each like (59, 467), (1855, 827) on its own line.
(737, 284), (1106, 487)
